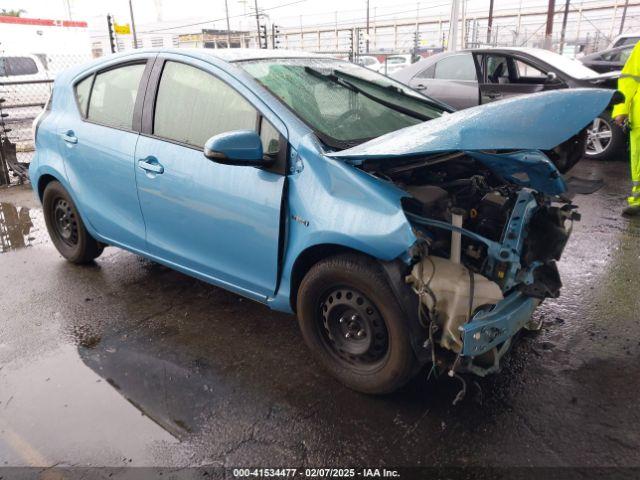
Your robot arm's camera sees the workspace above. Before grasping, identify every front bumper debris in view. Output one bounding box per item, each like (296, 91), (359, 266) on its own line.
(459, 292), (540, 357)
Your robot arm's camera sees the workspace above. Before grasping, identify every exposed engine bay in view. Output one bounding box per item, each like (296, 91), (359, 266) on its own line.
(363, 152), (580, 375)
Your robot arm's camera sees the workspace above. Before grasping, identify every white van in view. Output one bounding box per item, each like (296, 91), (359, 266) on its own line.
(0, 54), (51, 108)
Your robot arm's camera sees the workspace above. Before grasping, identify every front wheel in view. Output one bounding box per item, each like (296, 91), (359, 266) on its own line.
(42, 181), (104, 264)
(296, 253), (420, 394)
(585, 112), (626, 161)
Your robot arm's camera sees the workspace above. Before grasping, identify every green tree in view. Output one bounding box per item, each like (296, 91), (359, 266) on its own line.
(1, 9), (26, 17)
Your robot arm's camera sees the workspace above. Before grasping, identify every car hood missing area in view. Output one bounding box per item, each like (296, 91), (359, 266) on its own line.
(327, 88), (614, 163)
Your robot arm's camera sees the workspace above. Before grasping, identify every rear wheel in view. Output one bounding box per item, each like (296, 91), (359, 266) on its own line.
(585, 112), (626, 161)
(43, 181), (103, 264)
(296, 253), (420, 394)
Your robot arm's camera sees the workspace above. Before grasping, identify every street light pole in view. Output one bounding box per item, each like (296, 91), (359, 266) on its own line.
(487, 0), (494, 44)
(254, 0), (261, 48)
(619, 0), (630, 35)
(448, 0), (460, 51)
(365, 0), (370, 53)
(544, 0), (556, 50)
(129, 0), (138, 48)
(224, 0), (232, 48)
(559, 0), (570, 54)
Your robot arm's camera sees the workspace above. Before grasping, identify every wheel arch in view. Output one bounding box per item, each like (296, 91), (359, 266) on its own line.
(37, 173), (60, 202)
(288, 243), (366, 312)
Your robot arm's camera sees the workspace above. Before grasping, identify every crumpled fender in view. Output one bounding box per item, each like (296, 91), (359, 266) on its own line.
(328, 88), (614, 161)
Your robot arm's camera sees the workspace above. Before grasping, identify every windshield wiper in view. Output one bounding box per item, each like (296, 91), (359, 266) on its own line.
(304, 67), (431, 121)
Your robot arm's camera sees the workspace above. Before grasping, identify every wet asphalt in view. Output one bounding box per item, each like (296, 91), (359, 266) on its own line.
(0, 159), (639, 469)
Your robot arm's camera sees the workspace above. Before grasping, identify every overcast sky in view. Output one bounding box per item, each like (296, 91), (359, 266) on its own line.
(3, 0), (540, 34)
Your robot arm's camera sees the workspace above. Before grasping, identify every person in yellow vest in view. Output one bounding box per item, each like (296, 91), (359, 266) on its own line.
(613, 41), (640, 216)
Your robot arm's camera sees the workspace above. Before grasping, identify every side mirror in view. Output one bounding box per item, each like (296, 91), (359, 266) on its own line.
(546, 71), (559, 83)
(203, 130), (266, 166)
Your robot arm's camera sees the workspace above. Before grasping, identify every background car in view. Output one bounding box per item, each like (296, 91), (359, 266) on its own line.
(380, 54), (413, 75)
(392, 47), (625, 161)
(608, 33), (640, 49)
(580, 44), (633, 73)
(356, 55), (382, 72)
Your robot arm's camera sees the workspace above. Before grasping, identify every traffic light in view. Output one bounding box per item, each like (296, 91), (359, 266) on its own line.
(259, 24), (268, 49)
(106, 14), (117, 53)
(272, 24), (281, 49)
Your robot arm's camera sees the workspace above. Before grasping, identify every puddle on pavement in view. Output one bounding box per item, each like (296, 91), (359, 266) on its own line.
(0, 202), (48, 253)
(0, 344), (178, 466)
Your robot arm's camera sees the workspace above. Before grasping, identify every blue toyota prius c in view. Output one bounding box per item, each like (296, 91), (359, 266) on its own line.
(30, 48), (614, 394)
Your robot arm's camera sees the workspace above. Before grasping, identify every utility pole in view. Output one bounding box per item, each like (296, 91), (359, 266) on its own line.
(620, 0), (630, 35)
(448, 0), (460, 51)
(544, 0), (556, 51)
(559, 0), (570, 54)
(487, 0), (494, 44)
(254, 0), (261, 48)
(224, 0), (232, 47)
(128, 0), (138, 48)
(365, 0), (370, 53)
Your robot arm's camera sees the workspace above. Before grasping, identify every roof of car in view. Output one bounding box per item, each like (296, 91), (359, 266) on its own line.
(159, 47), (330, 62)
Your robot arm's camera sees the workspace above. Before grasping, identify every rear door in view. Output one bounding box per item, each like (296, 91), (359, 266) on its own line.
(58, 58), (152, 250)
(475, 52), (566, 104)
(134, 57), (286, 299)
(410, 53), (479, 110)
(409, 53), (479, 109)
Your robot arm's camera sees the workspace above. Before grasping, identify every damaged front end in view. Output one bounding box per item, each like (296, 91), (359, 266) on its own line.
(404, 179), (578, 376)
(325, 88), (613, 377)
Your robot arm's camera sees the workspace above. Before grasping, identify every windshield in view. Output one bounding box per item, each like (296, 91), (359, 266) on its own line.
(532, 49), (601, 79)
(238, 58), (445, 148)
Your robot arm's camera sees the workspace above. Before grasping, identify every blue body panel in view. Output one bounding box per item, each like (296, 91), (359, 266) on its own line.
(328, 88), (613, 161)
(29, 47), (602, 341)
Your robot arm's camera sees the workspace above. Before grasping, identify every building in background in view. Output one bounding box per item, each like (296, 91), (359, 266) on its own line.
(0, 15), (92, 72)
(179, 29), (252, 49)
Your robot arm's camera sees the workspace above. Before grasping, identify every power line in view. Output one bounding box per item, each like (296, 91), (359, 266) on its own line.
(138, 0), (308, 34)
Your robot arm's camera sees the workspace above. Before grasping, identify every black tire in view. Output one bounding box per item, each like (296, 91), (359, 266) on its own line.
(296, 253), (420, 394)
(585, 111), (626, 161)
(42, 181), (103, 264)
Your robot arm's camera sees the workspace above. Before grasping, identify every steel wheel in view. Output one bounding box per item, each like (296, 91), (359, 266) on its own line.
(319, 286), (389, 370)
(52, 198), (79, 246)
(586, 117), (613, 156)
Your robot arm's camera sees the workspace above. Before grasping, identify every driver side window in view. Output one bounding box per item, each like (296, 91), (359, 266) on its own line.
(154, 61), (257, 148)
(485, 55), (509, 84)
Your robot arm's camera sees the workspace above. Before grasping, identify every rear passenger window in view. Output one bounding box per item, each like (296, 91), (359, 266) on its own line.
(88, 63), (145, 130)
(434, 54), (476, 81)
(75, 76), (93, 117)
(154, 61), (257, 148)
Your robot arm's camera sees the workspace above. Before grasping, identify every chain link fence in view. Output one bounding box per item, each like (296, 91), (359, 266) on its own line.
(0, 54), (89, 186)
(0, 80), (50, 185)
(0, 78), (53, 185)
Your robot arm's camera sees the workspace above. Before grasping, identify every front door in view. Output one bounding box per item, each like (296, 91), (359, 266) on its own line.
(134, 59), (285, 299)
(475, 53), (566, 104)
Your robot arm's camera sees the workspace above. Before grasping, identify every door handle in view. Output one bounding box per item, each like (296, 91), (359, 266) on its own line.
(486, 92), (502, 99)
(415, 83), (428, 91)
(60, 131), (78, 144)
(138, 158), (164, 174)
